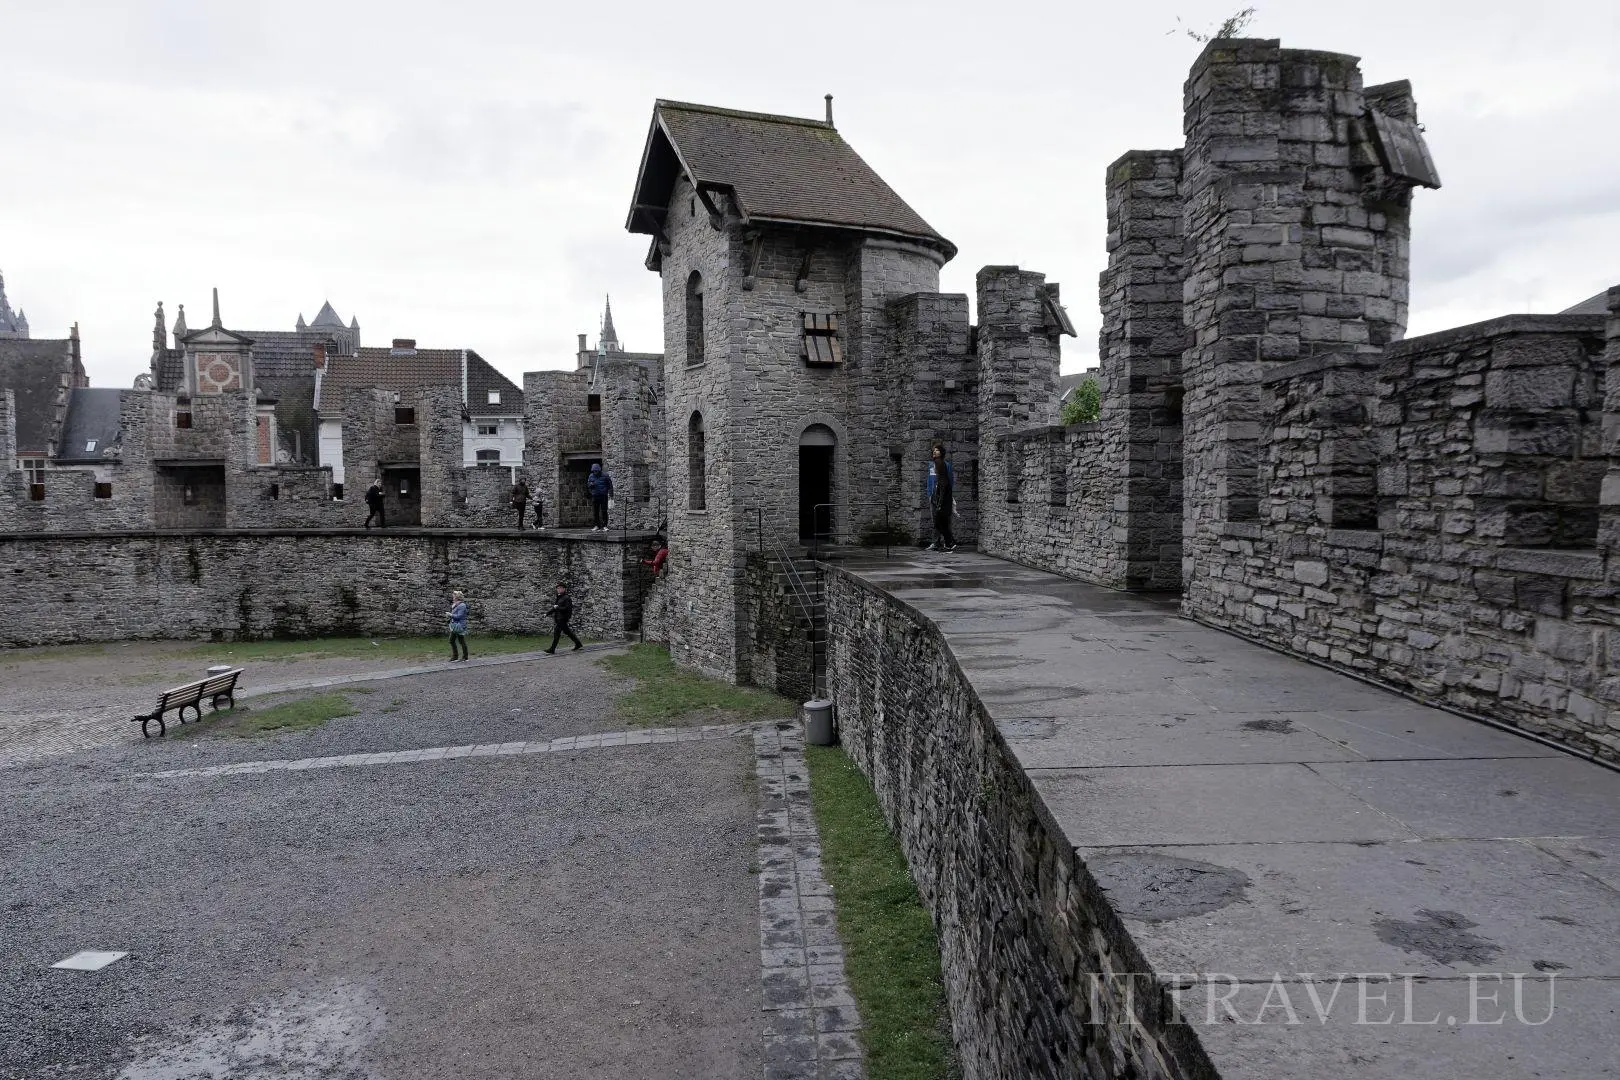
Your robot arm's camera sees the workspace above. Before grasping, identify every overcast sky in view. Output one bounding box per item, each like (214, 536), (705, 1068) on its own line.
(2, 0), (1615, 389)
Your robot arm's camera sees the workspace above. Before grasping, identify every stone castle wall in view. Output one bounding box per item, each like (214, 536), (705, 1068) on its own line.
(1197, 312), (1617, 760)
(825, 568), (1208, 1080)
(0, 530), (639, 649)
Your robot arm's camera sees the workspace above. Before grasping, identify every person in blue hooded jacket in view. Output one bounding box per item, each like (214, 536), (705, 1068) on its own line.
(587, 463), (614, 531)
(446, 590), (469, 662)
(926, 441), (956, 552)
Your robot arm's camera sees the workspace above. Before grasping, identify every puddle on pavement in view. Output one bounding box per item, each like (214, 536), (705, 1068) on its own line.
(117, 981), (382, 1079)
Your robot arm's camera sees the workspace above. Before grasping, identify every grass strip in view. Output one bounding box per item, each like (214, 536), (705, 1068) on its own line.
(596, 643), (796, 726)
(179, 634), (559, 664)
(805, 744), (955, 1080)
(174, 693), (356, 739)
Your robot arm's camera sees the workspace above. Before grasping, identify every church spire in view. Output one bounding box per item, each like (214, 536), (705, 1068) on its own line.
(211, 287), (222, 328)
(0, 270), (29, 338)
(599, 294), (620, 353)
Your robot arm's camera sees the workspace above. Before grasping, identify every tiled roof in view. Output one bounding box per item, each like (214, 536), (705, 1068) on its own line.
(154, 347), (185, 392)
(250, 329), (340, 380)
(0, 338), (72, 455)
(55, 388), (124, 463)
(318, 347), (464, 412)
(628, 100), (954, 259)
(465, 352), (524, 416)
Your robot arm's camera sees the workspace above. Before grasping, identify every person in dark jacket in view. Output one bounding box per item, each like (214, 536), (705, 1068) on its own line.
(586, 463), (614, 532)
(511, 479), (530, 530)
(926, 442), (956, 552)
(364, 479), (386, 529)
(543, 582), (583, 653)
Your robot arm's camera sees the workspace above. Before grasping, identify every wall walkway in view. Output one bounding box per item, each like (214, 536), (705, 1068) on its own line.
(826, 550), (1620, 1080)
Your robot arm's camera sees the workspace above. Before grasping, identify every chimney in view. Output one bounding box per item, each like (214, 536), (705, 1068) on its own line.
(392, 338), (416, 350)
(313, 343), (327, 369)
(578, 333), (588, 354)
(825, 94), (834, 126)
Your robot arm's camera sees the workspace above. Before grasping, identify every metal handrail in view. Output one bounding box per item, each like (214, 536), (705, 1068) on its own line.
(775, 541), (816, 628)
(773, 541), (825, 699)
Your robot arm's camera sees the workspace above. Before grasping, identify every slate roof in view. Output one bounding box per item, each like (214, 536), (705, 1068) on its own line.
(465, 353), (524, 417)
(0, 338), (72, 455)
(311, 301), (346, 328)
(318, 347), (523, 417)
(1560, 291), (1612, 316)
(627, 100), (954, 259)
(55, 388), (124, 463)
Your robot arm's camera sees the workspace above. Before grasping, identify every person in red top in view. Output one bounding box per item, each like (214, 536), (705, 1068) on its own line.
(642, 540), (668, 576)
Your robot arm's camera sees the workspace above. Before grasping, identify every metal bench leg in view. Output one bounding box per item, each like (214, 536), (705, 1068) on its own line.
(141, 714), (167, 738)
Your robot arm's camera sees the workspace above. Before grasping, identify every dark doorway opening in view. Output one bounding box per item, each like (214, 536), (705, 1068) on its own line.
(382, 467), (422, 526)
(799, 446), (833, 540)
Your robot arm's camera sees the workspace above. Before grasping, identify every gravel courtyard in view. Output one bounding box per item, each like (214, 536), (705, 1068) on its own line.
(0, 646), (789, 1080)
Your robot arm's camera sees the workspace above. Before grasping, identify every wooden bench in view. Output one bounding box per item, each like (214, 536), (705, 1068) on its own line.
(133, 668), (243, 738)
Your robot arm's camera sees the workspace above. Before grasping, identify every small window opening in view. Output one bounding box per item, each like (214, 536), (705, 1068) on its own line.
(588, 394), (601, 413)
(94, 482), (112, 500)
(175, 407), (192, 429)
(395, 406), (416, 425)
(475, 449), (500, 466)
(476, 423), (498, 436)
(332, 483), (344, 500)
(268, 483), (280, 500)
(85, 440), (97, 452)
(487, 390), (500, 405)
(801, 313), (843, 366)
(689, 411), (707, 511)
(686, 272), (705, 366)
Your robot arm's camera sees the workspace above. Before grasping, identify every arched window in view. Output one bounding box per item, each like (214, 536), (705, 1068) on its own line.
(685, 271), (705, 366)
(689, 411), (707, 510)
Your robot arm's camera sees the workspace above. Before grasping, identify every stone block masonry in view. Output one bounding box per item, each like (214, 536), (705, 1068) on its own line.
(825, 568), (1206, 1080)
(0, 531), (642, 649)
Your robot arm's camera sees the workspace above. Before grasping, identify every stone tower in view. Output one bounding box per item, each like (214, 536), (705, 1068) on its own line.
(627, 99), (956, 680)
(0, 271), (31, 339)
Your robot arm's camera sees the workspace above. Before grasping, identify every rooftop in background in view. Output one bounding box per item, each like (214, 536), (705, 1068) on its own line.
(627, 99), (955, 261)
(55, 388), (124, 463)
(0, 334), (84, 456)
(0, 271), (30, 339)
(318, 343), (523, 417)
(1561, 290), (1614, 316)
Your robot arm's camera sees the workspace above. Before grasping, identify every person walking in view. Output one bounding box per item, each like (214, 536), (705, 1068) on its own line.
(543, 582), (584, 653)
(927, 442), (956, 552)
(533, 489), (547, 530)
(364, 478), (386, 529)
(511, 477), (531, 530)
(446, 590), (470, 662)
(587, 463), (614, 532)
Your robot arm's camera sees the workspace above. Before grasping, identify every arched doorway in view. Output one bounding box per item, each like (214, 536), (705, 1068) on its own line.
(799, 424), (835, 541)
